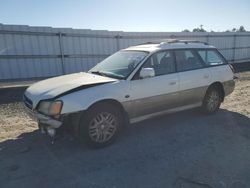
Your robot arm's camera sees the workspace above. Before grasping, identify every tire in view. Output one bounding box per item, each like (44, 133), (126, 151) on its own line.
(79, 103), (122, 148)
(202, 86), (222, 114)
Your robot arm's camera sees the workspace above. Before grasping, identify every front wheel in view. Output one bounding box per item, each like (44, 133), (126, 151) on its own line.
(202, 87), (222, 114)
(79, 103), (122, 148)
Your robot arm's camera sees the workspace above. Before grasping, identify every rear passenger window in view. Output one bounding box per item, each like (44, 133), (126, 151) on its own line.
(175, 50), (203, 71)
(198, 50), (225, 66)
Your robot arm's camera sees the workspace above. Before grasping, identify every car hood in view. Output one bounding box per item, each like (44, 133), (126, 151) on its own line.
(24, 72), (117, 108)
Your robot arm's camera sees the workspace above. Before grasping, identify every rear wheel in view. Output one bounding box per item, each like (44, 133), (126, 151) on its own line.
(202, 87), (222, 114)
(79, 103), (122, 148)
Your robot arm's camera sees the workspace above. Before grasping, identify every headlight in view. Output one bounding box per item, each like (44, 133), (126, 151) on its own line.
(37, 100), (63, 116)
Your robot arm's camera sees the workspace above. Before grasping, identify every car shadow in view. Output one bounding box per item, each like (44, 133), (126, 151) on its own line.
(1, 108), (250, 188)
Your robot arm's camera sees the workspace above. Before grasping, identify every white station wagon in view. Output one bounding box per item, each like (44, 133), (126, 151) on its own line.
(24, 39), (235, 147)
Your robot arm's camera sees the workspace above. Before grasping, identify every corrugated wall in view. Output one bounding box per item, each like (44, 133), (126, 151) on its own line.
(0, 24), (250, 80)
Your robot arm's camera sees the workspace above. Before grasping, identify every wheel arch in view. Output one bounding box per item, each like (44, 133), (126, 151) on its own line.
(87, 99), (129, 125)
(63, 98), (129, 140)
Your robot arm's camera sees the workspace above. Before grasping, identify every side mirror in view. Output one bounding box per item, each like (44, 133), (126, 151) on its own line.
(139, 68), (155, 79)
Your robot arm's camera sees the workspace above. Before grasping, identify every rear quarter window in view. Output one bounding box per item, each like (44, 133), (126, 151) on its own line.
(198, 50), (226, 66)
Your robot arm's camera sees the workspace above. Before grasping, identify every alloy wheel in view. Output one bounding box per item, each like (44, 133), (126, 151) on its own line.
(88, 112), (117, 143)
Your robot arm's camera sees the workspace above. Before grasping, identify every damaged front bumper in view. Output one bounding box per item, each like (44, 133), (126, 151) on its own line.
(23, 104), (63, 130)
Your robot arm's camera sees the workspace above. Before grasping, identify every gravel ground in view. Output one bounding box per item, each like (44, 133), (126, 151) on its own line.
(0, 103), (37, 141)
(0, 71), (249, 188)
(222, 71), (250, 117)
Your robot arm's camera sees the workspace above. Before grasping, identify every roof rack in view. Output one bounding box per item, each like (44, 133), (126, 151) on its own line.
(138, 39), (208, 45)
(167, 39), (208, 45)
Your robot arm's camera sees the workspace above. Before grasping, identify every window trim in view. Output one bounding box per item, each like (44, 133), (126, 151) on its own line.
(129, 48), (229, 80)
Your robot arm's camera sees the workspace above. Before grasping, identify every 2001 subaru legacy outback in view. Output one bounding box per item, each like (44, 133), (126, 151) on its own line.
(24, 39), (235, 147)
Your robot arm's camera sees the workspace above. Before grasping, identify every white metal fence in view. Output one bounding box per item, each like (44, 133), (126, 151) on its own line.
(0, 24), (250, 80)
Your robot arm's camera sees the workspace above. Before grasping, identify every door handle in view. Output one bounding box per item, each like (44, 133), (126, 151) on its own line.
(169, 81), (177, 85)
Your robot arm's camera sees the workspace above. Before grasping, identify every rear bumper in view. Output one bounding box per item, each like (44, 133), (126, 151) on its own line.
(23, 104), (62, 129)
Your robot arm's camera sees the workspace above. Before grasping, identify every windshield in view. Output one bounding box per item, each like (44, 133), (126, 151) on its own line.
(89, 51), (148, 79)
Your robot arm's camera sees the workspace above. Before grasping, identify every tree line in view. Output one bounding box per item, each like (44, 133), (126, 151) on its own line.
(182, 25), (248, 32)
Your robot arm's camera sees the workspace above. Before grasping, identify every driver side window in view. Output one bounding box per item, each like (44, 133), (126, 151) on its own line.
(142, 51), (175, 76)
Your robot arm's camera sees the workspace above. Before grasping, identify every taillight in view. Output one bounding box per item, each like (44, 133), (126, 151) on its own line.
(229, 64), (235, 73)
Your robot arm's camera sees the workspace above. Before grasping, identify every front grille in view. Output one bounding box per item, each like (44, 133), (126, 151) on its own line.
(23, 95), (33, 110)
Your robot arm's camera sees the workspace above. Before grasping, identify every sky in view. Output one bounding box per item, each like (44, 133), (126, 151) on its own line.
(0, 0), (249, 32)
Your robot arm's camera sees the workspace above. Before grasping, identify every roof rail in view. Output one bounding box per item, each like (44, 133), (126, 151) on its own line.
(136, 41), (160, 45)
(167, 39), (208, 45)
(137, 39), (208, 45)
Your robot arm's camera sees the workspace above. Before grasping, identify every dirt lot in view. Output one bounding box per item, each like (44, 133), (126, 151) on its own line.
(0, 72), (250, 188)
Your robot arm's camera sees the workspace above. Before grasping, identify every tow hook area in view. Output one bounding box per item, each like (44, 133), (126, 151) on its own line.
(47, 128), (56, 144)
(39, 123), (57, 144)
(47, 128), (56, 137)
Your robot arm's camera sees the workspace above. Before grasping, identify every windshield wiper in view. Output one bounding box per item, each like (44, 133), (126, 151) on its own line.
(89, 71), (124, 80)
(89, 71), (106, 77)
(101, 71), (125, 79)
